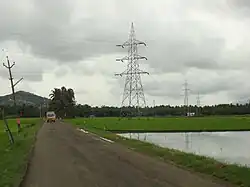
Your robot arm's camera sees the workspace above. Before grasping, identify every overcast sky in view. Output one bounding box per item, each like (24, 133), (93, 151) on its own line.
(0, 0), (250, 106)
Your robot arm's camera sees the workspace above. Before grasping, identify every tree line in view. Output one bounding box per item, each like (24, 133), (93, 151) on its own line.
(2, 87), (250, 118)
(73, 103), (250, 117)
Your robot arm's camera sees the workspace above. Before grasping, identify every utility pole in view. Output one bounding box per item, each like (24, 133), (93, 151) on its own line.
(183, 80), (190, 116)
(196, 92), (201, 116)
(153, 100), (156, 117)
(39, 103), (42, 118)
(45, 97), (49, 110)
(1, 107), (14, 144)
(3, 55), (23, 132)
(115, 22), (149, 118)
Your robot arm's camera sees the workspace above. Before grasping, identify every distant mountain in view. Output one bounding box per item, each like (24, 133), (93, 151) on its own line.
(0, 91), (50, 106)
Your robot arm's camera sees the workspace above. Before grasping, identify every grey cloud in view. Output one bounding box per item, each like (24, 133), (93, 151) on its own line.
(54, 66), (69, 78)
(223, 71), (250, 102)
(0, 52), (54, 82)
(0, 0), (250, 102)
(0, 68), (9, 79)
(0, 61), (42, 82)
(226, 0), (250, 17)
(75, 90), (88, 95)
(228, 0), (250, 8)
(32, 0), (72, 24)
(190, 80), (232, 96)
(18, 20), (123, 63)
(17, 82), (36, 93)
(143, 69), (245, 100)
(12, 71), (43, 82)
(0, 0), (76, 61)
(188, 70), (245, 96)
(71, 62), (97, 76)
(10, 57), (46, 82)
(147, 35), (225, 73)
(0, 0), (229, 75)
(230, 89), (250, 103)
(110, 77), (127, 97)
(144, 81), (182, 99)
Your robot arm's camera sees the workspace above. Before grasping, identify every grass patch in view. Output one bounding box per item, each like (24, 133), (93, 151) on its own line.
(0, 118), (41, 187)
(68, 117), (250, 132)
(67, 118), (250, 187)
(0, 118), (40, 133)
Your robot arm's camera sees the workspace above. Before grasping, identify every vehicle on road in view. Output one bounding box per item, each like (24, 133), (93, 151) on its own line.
(46, 111), (56, 123)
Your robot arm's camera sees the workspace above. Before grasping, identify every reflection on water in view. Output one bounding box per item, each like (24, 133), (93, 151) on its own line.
(119, 131), (250, 167)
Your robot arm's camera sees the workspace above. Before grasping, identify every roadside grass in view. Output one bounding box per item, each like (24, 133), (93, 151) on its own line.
(0, 118), (41, 187)
(69, 116), (250, 132)
(67, 117), (250, 187)
(0, 118), (40, 133)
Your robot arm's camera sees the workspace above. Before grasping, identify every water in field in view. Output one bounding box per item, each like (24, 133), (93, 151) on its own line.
(119, 131), (250, 167)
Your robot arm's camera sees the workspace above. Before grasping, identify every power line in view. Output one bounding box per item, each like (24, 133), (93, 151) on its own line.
(115, 22), (149, 118)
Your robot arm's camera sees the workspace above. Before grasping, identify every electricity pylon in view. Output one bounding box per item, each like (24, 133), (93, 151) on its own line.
(115, 23), (149, 117)
(183, 80), (190, 116)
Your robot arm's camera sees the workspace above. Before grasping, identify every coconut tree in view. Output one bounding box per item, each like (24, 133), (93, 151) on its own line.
(48, 87), (76, 118)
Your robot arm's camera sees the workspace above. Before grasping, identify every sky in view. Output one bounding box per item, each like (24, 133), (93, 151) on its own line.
(0, 0), (250, 107)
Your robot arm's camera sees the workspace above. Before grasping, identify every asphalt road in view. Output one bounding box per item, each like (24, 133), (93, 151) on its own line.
(21, 121), (234, 187)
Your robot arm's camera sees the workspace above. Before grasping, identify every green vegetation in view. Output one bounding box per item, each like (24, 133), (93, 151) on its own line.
(2, 90), (250, 118)
(49, 86), (76, 118)
(0, 91), (49, 106)
(0, 118), (40, 132)
(73, 103), (250, 117)
(68, 116), (250, 132)
(67, 117), (250, 186)
(0, 118), (41, 187)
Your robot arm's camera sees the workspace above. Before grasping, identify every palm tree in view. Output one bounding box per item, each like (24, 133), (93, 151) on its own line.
(48, 87), (76, 118)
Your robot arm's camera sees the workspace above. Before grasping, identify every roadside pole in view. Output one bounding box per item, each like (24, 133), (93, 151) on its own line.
(1, 107), (14, 144)
(3, 55), (23, 132)
(40, 103), (42, 119)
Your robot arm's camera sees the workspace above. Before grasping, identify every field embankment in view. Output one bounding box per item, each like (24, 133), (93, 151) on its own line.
(0, 118), (41, 187)
(67, 117), (250, 186)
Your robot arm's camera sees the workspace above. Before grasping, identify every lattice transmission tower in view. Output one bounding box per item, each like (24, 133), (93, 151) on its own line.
(183, 80), (190, 116)
(196, 92), (201, 116)
(115, 22), (149, 117)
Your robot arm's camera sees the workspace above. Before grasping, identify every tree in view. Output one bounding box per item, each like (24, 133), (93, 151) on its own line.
(49, 86), (76, 118)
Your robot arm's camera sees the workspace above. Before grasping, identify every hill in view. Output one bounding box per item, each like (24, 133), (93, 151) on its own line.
(0, 91), (50, 106)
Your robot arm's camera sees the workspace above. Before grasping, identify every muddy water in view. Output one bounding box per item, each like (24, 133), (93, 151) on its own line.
(119, 131), (250, 167)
